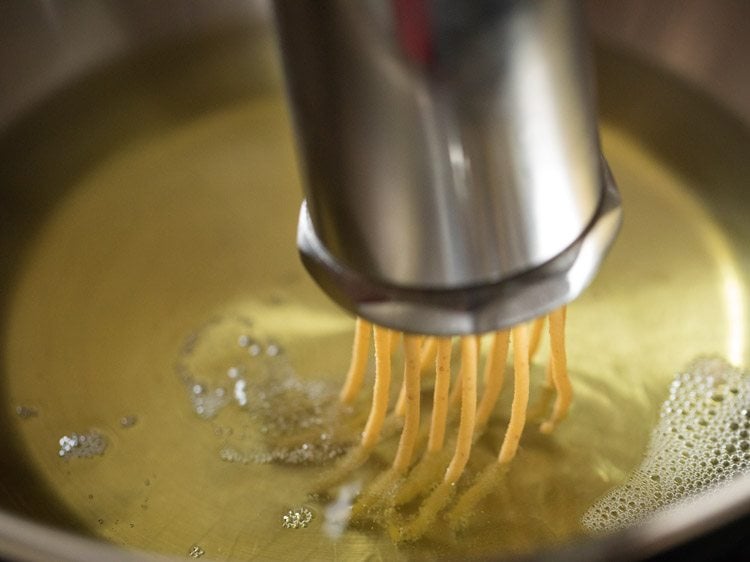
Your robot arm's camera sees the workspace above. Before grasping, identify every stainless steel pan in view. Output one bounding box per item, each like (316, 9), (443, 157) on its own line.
(1, 1), (749, 560)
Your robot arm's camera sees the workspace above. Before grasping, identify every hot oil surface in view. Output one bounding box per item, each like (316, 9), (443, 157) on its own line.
(2, 94), (746, 560)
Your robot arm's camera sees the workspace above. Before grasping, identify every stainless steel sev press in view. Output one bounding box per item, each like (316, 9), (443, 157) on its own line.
(273, 0), (622, 335)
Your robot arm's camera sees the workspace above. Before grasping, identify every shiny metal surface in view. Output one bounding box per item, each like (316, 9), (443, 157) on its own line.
(275, 0), (621, 334)
(297, 169), (620, 335)
(0, 0), (268, 133)
(588, 0), (750, 126)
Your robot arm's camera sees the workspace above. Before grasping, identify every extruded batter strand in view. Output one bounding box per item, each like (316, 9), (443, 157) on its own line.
(324, 305), (571, 539)
(528, 316), (546, 359)
(361, 326), (395, 450)
(443, 337), (478, 484)
(394, 336), (437, 416)
(475, 330), (510, 433)
(498, 324), (531, 465)
(339, 318), (372, 404)
(427, 338), (453, 453)
(541, 306), (571, 434)
(392, 335), (424, 473)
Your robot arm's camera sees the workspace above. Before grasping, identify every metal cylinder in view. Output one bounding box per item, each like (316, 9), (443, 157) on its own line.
(274, 0), (622, 335)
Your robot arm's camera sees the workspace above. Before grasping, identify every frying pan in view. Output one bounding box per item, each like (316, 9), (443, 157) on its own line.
(1, 1), (749, 560)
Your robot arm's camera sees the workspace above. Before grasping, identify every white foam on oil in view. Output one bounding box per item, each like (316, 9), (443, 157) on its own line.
(583, 357), (750, 532)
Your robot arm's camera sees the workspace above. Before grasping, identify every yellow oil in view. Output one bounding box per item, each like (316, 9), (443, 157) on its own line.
(2, 92), (746, 561)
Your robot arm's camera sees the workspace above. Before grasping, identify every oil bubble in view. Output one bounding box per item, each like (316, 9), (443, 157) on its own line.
(119, 415), (138, 428)
(187, 544), (205, 558)
(15, 405), (38, 419)
(58, 430), (107, 458)
(281, 506), (314, 529)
